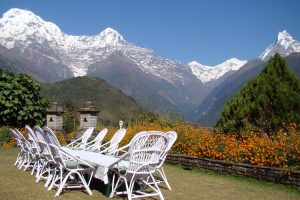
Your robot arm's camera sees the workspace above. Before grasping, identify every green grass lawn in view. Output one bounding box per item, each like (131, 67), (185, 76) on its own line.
(0, 147), (299, 200)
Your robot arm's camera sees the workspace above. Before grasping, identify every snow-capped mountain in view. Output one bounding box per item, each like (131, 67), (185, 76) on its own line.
(0, 8), (186, 84)
(259, 30), (300, 61)
(188, 58), (248, 83)
(0, 8), (205, 117)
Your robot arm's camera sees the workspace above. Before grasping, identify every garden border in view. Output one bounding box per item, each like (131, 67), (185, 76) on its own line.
(166, 154), (300, 189)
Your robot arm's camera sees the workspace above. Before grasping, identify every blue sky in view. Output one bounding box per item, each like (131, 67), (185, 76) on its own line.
(0, 0), (299, 65)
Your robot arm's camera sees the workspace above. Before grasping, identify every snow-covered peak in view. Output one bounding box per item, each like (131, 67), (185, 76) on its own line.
(97, 27), (126, 46)
(216, 58), (247, 71)
(188, 60), (209, 67)
(0, 8), (64, 48)
(1, 8), (62, 34)
(3, 8), (36, 19)
(259, 30), (300, 61)
(278, 30), (293, 44)
(188, 58), (247, 83)
(188, 61), (210, 69)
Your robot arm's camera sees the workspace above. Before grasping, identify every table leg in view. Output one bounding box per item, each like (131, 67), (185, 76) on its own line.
(104, 171), (113, 197)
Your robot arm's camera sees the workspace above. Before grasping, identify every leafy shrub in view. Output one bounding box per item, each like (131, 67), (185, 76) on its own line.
(0, 126), (11, 146)
(0, 70), (48, 127)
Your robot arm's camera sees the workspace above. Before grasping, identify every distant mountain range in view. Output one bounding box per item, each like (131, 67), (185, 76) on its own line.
(0, 8), (205, 117)
(0, 8), (300, 125)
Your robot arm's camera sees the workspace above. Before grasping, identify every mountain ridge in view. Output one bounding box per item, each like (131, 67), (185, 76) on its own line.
(188, 58), (248, 83)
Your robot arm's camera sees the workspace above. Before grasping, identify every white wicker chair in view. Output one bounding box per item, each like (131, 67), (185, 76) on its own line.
(43, 126), (62, 148)
(13, 128), (36, 171)
(154, 131), (177, 190)
(84, 128), (108, 151)
(97, 128), (126, 154)
(9, 129), (27, 168)
(109, 131), (168, 200)
(34, 126), (57, 188)
(47, 141), (95, 196)
(25, 125), (42, 177)
(66, 127), (94, 149)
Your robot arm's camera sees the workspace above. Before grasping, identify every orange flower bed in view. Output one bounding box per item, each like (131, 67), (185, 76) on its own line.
(171, 123), (300, 169)
(112, 122), (300, 169)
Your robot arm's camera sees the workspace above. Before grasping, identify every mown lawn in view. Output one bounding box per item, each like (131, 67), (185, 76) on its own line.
(0, 147), (299, 200)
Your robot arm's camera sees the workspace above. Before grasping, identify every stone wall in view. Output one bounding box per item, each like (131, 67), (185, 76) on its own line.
(46, 115), (63, 130)
(80, 114), (97, 129)
(166, 154), (300, 189)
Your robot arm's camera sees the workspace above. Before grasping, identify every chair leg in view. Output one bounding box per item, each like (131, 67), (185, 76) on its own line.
(48, 168), (62, 191)
(158, 167), (172, 190)
(76, 172), (92, 195)
(110, 174), (126, 198)
(148, 173), (165, 200)
(124, 177), (131, 200)
(35, 160), (43, 179)
(31, 160), (38, 175)
(47, 169), (57, 190)
(14, 152), (22, 166)
(24, 155), (33, 171)
(55, 171), (72, 196)
(18, 155), (27, 169)
(45, 172), (53, 187)
(36, 164), (45, 182)
(109, 174), (120, 198)
(109, 174), (116, 198)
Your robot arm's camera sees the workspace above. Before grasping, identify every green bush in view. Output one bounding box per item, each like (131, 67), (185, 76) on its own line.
(215, 53), (300, 135)
(0, 127), (11, 146)
(0, 70), (49, 127)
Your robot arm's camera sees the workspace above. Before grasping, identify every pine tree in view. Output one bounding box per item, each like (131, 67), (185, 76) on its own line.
(214, 53), (300, 135)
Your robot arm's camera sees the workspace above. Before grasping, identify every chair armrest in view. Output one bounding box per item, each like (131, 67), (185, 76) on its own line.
(84, 139), (96, 147)
(83, 140), (100, 151)
(108, 152), (129, 169)
(95, 140), (111, 151)
(66, 137), (82, 147)
(107, 143), (130, 155)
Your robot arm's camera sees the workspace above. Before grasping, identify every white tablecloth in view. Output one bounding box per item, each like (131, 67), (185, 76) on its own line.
(62, 147), (129, 184)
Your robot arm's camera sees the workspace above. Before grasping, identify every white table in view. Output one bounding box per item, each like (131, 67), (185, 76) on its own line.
(62, 147), (129, 184)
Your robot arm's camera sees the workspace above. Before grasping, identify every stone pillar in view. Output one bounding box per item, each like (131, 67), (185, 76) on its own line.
(78, 100), (99, 129)
(46, 102), (64, 131)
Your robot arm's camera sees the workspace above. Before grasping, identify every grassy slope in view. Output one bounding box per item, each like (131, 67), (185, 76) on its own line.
(40, 76), (148, 124)
(1, 147), (299, 200)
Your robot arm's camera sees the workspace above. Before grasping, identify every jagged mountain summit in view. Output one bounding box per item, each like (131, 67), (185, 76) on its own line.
(188, 58), (248, 83)
(0, 8), (187, 84)
(260, 30), (300, 61)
